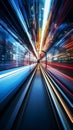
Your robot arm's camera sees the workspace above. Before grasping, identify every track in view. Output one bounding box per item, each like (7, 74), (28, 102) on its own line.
(0, 64), (72, 130)
(0, 64), (60, 130)
(12, 65), (59, 130)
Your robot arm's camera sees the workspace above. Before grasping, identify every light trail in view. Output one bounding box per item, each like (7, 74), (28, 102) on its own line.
(46, 75), (73, 123)
(0, 64), (36, 79)
(41, 66), (73, 123)
(47, 62), (73, 70)
(47, 69), (73, 97)
(64, 42), (73, 48)
(40, 66), (70, 129)
(9, 0), (38, 58)
(46, 71), (73, 107)
(47, 65), (73, 81)
(55, 29), (73, 46)
(40, 0), (52, 52)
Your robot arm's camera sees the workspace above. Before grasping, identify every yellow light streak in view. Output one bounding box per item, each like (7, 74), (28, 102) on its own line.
(44, 69), (73, 123)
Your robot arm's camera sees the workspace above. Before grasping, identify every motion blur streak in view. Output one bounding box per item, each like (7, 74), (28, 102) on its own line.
(47, 70), (73, 97)
(41, 67), (73, 123)
(0, 0), (73, 130)
(40, 66), (68, 129)
(47, 65), (73, 81)
(40, 0), (52, 51)
(45, 73), (73, 123)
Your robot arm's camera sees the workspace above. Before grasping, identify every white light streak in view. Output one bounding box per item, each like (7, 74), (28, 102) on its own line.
(0, 64), (36, 79)
(40, 0), (51, 51)
(9, 0), (38, 58)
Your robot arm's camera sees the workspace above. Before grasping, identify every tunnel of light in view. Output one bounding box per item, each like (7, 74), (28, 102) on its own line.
(0, 0), (73, 130)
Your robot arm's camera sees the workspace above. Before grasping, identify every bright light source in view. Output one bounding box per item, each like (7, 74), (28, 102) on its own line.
(40, 0), (51, 51)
